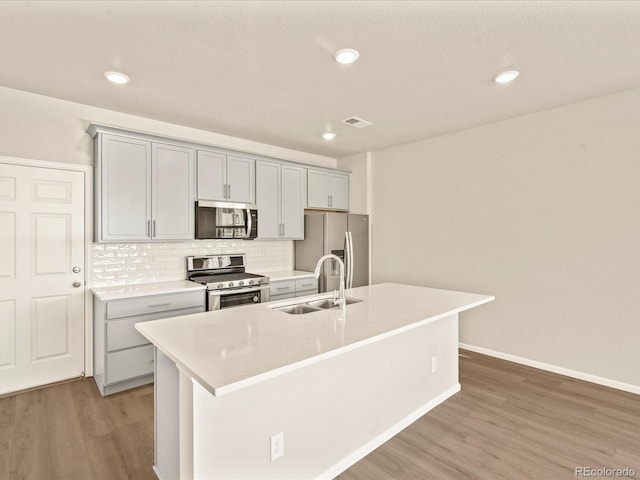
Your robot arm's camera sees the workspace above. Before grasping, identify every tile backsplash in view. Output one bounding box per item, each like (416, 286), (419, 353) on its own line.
(90, 240), (294, 287)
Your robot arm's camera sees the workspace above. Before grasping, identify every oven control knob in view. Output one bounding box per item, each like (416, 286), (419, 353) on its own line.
(239, 281), (244, 286)
(248, 280), (254, 285)
(217, 283), (224, 289)
(228, 282), (234, 288)
(253, 296), (259, 303)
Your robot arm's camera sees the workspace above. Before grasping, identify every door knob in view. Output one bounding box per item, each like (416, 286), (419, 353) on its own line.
(72, 266), (81, 273)
(73, 282), (82, 288)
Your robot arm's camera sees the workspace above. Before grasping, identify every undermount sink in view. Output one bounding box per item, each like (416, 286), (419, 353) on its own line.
(271, 296), (363, 315)
(306, 298), (363, 309)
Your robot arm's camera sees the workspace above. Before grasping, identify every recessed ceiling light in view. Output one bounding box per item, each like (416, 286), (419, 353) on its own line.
(494, 70), (520, 84)
(333, 49), (359, 65)
(104, 71), (130, 84)
(322, 132), (337, 140)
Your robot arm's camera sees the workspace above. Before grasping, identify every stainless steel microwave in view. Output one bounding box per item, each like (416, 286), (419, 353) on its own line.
(195, 201), (258, 240)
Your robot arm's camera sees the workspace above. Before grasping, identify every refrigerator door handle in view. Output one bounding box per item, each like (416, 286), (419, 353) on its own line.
(344, 231), (350, 289)
(349, 231), (354, 289)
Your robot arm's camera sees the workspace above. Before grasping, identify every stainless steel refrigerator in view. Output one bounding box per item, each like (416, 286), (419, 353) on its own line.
(294, 212), (369, 293)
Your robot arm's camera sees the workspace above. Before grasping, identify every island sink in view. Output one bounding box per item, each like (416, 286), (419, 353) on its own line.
(270, 295), (363, 314)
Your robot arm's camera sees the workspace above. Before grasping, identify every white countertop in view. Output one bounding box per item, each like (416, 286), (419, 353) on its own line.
(136, 282), (494, 396)
(263, 270), (314, 281)
(91, 280), (205, 301)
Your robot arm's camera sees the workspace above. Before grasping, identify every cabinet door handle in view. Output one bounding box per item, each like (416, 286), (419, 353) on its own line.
(276, 287), (291, 291)
(149, 302), (171, 308)
(147, 220), (151, 237)
(152, 220), (156, 237)
(328, 195), (332, 208)
(227, 184), (231, 199)
(282, 223), (285, 237)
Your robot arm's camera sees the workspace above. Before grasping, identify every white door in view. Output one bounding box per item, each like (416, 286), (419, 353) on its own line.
(0, 163), (85, 395)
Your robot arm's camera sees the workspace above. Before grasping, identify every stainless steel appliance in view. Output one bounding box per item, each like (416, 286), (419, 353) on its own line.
(195, 201), (258, 240)
(295, 213), (369, 293)
(186, 254), (270, 311)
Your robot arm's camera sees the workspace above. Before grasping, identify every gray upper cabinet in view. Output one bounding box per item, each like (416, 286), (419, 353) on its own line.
(151, 143), (195, 241)
(307, 168), (350, 211)
(197, 150), (255, 204)
(94, 131), (195, 242)
(256, 161), (304, 239)
(196, 150), (226, 201)
(99, 134), (152, 242)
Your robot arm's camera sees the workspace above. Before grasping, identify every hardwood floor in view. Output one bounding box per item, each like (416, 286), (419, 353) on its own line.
(0, 379), (155, 480)
(338, 350), (640, 480)
(1, 350), (638, 479)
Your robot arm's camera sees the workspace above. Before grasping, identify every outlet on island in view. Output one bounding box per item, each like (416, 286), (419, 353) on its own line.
(270, 432), (284, 461)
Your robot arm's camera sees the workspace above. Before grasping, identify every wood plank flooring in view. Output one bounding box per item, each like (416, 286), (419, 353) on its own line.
(0, 379), (155, 480)
(338, 350), (640, 480)
(0, 349), (638, 479)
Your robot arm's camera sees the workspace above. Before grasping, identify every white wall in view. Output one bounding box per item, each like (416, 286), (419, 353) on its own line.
(370, 87), (640, 388)
(0, 85), (336, 168)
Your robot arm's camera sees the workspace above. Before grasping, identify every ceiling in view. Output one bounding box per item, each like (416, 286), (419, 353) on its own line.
(1, 1), (639, 159)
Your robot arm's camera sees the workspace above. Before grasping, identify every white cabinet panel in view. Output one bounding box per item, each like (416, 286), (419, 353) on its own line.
(106, 290), (205, 319)
(270, 277), (318, 300)
(256, 161), (304, 240)
(95, 132), (195, 242)
(100, 134), (152, 241)
(197, 150), (226, 201)
(106, 344), (155, 384)
(280, 165), (304, 239)
(226, 155), (255, 203)
(329, 173), (349, 211)
(94, 289), (205, 395)
(307, 168), (349, 211)
(152, 143), (195, 240)
(197, 151), (255, 203)
(256, 161), (280, 239)
(307, 169), (330, 209)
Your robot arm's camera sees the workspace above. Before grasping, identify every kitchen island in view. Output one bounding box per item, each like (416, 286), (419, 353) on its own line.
(136, 282), (493, 480)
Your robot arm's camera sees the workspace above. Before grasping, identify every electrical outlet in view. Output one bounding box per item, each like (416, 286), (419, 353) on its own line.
(270, 432), (284, 461)
(431, 355), (437, 373)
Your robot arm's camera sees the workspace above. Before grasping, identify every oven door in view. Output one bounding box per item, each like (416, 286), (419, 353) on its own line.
(208, 285), (270, 311)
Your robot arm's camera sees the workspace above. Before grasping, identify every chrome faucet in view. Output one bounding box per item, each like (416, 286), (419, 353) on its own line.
(313, 254), (345, 310)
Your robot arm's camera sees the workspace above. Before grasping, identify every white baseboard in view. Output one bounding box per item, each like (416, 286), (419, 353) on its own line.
(459, 343), (640, 395)
(318, 383), (461, 479)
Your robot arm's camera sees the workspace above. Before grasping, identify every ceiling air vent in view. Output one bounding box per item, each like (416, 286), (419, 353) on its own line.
(341, 116), (373, 129)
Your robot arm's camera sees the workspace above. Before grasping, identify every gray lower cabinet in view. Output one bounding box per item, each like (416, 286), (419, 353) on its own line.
(270, 277), (318, 301)
(93, 290), (205, 396)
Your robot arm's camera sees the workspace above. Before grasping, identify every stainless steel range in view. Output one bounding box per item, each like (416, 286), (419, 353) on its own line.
(186, 254), (270, 311)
